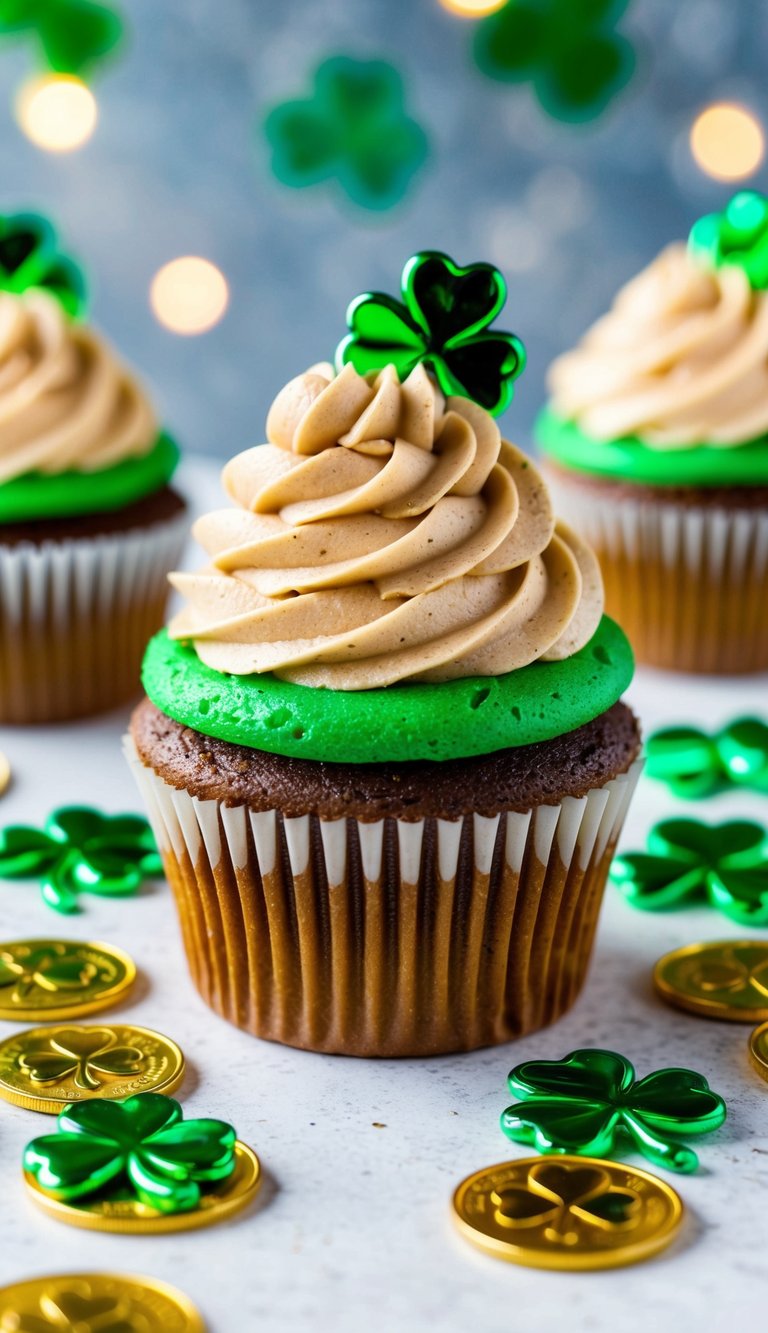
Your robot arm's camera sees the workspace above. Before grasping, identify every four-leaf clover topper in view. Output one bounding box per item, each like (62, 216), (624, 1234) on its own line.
(0, 212), (85, 317)
(0, 806), (163, 914)
(336, 250), (526, 416)
(23, 1092), (237, 1214)
(0, 0), (124, 79)
(646, 716), (768, 799)
(473, 0), (636, 124)
(689, 191), (768, 291)
(611, 818), (768, 927)
(264, 55), (429, 212)
(501, 1048), (726, 1173)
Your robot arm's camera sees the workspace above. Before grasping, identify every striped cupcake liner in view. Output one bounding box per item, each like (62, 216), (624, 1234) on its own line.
(126, 734), (642, 1057)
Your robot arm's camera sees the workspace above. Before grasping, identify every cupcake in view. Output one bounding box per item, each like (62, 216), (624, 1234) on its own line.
(537, 191), (768, 675)
(126, 251), (641, 1057)
(0, 213), (187, 723)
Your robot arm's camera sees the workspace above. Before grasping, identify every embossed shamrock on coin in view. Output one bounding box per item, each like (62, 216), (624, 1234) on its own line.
(654, 940), (768, 1022)
(501, 1048), (726, 1172)
(0, 939), (136, 1020)
(0, 1272), (205, 1332)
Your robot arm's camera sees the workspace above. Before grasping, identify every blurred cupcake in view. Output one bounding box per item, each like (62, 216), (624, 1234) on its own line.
(537, 191), (768, 674)
(127, 251), (640, 1057)
(0, 213), (187, 722)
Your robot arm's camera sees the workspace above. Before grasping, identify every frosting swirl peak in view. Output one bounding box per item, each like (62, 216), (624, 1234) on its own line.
(170, 363), (603, 689)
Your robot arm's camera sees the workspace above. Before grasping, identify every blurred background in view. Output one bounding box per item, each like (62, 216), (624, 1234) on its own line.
(0, 0), (765, 457)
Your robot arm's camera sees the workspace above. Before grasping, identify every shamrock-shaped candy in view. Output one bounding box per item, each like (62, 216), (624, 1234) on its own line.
(336, 250), (526, 415)
(2, 1286), (133, 1332)
(492, 1161), (640, 1236)
(501, 1048), (726, 1173)
(611, 818), (768, 926)
(0, 806), (163, 914)
(23, 1092), (236, 1213)
(0, 213), (85, 316)
(646, 716), (768, 799)
(0, 0), (123, 78)
(689, 192), (768, 291)
(20, 1027), (144, 1091)
(264, 56), (429, 212)
(474, 0), (636, 123)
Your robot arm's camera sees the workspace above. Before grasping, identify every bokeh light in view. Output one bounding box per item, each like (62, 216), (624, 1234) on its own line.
(150, 257), (229, 335)
(690, 103), (764, 181)
(438, 0), (507, 16)
(15, 75), (98, 153)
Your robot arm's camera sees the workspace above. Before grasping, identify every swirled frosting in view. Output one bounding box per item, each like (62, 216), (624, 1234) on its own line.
(170, 362), (603, 689)
(0, 290), (157, 484)
(548, 243), (768, 446)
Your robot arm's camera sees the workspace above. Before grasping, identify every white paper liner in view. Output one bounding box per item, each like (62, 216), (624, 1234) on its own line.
(0, 514), (187, 722)
(547, 473), (768, 673)
(126, 733), (642, 1056)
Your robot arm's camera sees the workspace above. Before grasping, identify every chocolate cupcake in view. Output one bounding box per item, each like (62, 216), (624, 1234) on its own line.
(127, 251), (641, 1057)
(537, 191), (768, 674)
(0, 214), (187, 722)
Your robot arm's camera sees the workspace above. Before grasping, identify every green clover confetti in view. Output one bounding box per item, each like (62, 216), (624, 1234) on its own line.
(263, 55), (429, 212)
(689, 191), (768, 290)
(492, 1161), (641, 1233)
(0, 943), (97, 1004)
(335, 250), (526, 415)
(19, 1027), (144, 1091)
(0, 806), (163, 914)
(0, 213), (85, 316)
(23, 1092), (237, 1213)
(646, 716), (768, 799)
(611, 818), (768, 927)
(473, 0), (636, 124)
(501, 1048), (726, 1173)
(0, 0), (123, 78)
(3, 1286), (134, 1332)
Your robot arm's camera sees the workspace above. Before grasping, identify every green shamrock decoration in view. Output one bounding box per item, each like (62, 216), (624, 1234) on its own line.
(0, 0), (123, 78)
(611, 818), (768, 926)
(2, 1286), (133, 1332)
(19, 1027), (144, 1090)
(501, 1048), (726, 1173)
(0, 943), (97, 1004)
(0, 213), (85, 317)
(492, 1161), (641, 1235)
(23, 1092), (237, 1214)
(474, 0), (636, 124)
(0, 806), (163, 914)
(689, 192), (768, 290)
(336, 250), (526, 415)
(263, 55), (429, 212)
(646, 716), (768, 799)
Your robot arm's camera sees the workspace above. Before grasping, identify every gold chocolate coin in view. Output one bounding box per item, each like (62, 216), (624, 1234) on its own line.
(0, 1272), (205, 1331)
(452, 1156), (684, 1271)
(748, 1021), (768, 1084)
(0, 938), (136, 1021)
(24, 1140), (261, 1234)
(0, 1022), (185, 1113)
(654, 939), (768, 1022)
(0, 751), (11, 797)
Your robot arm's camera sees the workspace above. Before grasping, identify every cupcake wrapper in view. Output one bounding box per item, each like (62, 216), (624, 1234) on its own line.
(547, 476), (768, 673)
(0, 516), (187, 723)
(126, 736), (642, 1057)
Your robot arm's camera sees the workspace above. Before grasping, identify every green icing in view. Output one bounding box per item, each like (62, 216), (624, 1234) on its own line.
(536, 408), (768, 487)
(0, 433), (179, 524)
(141, 617), (634, 765)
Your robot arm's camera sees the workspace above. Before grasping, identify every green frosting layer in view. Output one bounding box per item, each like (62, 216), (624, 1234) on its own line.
(142, 617), (634, 764)
(0, 433), (180, 524)
(536, 408), (768, 487)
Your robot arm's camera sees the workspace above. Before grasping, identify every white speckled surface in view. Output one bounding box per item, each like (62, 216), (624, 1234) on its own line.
(0, 462), (766, 1332)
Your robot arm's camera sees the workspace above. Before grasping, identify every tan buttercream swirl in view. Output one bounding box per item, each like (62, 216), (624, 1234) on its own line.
(169, 361), (603, 689)
(0, 290), (157, 484)
(548, 242), (768, 446)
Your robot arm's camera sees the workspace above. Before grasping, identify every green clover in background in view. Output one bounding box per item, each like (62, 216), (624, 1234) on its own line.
(2, 1286), (134, 1332)
(23, 1093), (237, 1213)
(501, 1048), (726, 1173)
(0, 213), (85, 317)
(646, 716), (768, 799)
(0, 0), (123, 78)
(611, 818), (768, 926)
(0, 943), (98, 1004)
(689, 192), (768, 290)
(263, 55), (429, 212)
(0, 805), (163, 914)
(474, 0), (636, 124)
(19, 1027), (145, 1091)
(336, 250), (526, 415)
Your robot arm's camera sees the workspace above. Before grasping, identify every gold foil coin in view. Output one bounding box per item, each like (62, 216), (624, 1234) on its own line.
(0, 1022), (185, 1113)
(748, 1021), (768, 1084)
(24, 1140), (261, 1234)
(654, 939), (768, 1022)
(452, 1156), (684, 1271)
(0, 751), (11, 797)
(0, 939), (136, 1021)
(0, 1272), (205, 1331)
